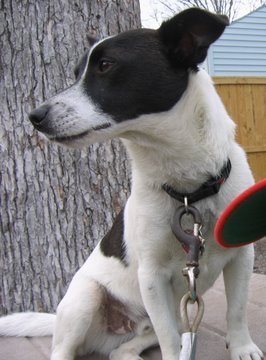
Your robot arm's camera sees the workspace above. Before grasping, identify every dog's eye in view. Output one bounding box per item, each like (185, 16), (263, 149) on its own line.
(98, 59), (114, 73)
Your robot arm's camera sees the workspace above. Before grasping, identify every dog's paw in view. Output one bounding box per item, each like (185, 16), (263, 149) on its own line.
(229, 343), (264, 360)
(110, 349), (143, 360)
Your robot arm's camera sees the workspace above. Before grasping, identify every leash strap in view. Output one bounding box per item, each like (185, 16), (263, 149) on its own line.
(162, 159), (231, 204)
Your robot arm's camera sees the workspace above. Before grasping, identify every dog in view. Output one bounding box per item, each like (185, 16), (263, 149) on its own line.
(0, 8), (263, 360)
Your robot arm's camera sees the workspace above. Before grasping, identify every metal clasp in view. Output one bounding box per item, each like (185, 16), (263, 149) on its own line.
(171, 204), (205, 266)
(182, 266), (198, 302)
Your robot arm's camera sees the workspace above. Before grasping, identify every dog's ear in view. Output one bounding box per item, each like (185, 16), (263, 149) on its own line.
(158, 8), (229, 67)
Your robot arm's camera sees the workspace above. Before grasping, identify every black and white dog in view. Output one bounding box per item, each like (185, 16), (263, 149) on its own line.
(0, 8), (263, 360)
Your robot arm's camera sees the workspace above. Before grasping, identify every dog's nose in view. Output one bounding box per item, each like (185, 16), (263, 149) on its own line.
(29, 104), (50, 125)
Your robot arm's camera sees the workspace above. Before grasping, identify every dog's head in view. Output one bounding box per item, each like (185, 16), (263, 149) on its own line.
(29, 8), (228, 147)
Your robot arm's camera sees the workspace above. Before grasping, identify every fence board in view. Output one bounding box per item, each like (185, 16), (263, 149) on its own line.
(214, 77), (266, 181)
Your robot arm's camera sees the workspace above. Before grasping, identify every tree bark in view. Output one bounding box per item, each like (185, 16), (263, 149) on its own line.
(0, 0), (141, 314)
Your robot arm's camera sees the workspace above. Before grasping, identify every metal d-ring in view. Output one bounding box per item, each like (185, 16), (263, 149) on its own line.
(184, 196), (189, 213)
(180, 292), (205, 333)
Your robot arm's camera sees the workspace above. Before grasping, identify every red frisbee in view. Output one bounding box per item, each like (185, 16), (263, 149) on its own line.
(215, 179), (266, 248)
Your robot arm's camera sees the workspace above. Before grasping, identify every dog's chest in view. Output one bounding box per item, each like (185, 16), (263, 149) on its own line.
(146, 211), (232, 296)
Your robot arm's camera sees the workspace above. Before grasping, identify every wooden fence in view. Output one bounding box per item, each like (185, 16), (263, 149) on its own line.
(214, 77), (266, 181)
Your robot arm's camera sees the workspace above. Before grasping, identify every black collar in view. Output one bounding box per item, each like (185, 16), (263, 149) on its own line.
(162, 159), (231, 205)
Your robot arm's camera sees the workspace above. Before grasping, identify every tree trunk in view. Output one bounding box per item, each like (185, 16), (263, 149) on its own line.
(0, 0), (141, 314)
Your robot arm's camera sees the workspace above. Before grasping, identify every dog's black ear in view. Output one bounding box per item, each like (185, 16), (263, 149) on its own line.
(158, 8), (229, 67)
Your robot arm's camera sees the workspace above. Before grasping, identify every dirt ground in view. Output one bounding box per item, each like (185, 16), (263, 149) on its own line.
(254, 238), (266, 274)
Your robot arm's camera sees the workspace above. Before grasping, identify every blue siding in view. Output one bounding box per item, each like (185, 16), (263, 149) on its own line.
(208, 5), (266, 76)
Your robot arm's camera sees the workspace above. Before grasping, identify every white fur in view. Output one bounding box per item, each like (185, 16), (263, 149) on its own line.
(44, 85), (115, 142)
(0, 312), (55, 337)
(0, 69), (263, 360)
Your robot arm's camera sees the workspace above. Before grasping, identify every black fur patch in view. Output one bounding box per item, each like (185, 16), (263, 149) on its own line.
(100, 209), (126, 264)
(80, 9), (228, 123)
(82, 29), (188, 122)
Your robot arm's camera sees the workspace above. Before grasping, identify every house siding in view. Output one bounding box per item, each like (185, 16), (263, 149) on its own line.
(208, 5), (266, 76)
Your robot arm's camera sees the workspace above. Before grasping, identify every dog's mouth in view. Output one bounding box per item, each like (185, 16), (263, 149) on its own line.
(53, 123), (112, 143)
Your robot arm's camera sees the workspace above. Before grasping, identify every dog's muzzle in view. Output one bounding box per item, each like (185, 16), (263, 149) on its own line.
(28, 102), (113, 145)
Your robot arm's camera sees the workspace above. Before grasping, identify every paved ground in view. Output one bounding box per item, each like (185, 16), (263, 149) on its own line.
(254, 238), (266, 274)
(0, 274), (265, 360)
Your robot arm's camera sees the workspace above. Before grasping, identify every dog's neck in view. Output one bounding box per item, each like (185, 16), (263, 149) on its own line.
(121, 70), (235, 193)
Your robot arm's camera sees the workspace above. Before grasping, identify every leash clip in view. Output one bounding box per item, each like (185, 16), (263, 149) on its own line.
(171, 204), (205, 266)
(182, 266), (198, 302)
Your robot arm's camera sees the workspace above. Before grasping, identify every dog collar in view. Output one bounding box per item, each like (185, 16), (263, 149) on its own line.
(162, 159), (231, 204)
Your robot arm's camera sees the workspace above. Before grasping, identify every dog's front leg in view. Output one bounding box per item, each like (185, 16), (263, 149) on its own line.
(223, 245), (264, 360)
(51, 272), (103, 360)
(138, 265), (180, 360)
